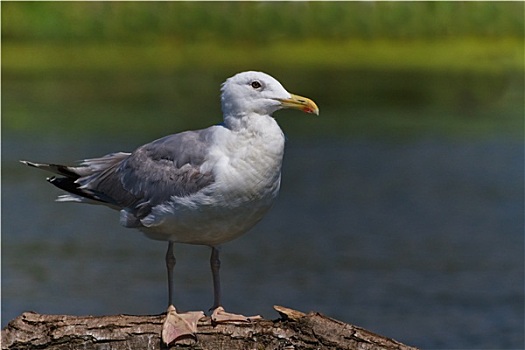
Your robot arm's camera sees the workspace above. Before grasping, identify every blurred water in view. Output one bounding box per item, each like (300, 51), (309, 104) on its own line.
(2, 133), (523, 349)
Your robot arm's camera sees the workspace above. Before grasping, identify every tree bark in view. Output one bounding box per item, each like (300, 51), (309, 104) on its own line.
(2, 305), (418, 350)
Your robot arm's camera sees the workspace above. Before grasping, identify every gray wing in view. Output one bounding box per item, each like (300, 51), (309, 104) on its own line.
(28, 128), (216, 220)
(111, 129), (216, 217)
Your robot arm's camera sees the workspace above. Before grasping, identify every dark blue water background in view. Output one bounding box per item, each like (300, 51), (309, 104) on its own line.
(2, 132), (523, 349)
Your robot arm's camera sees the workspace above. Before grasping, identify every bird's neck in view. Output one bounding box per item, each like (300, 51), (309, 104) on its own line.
(222, 112), (246, 131)
(223, 112), (278, 134)
(222, 113), (285, 157)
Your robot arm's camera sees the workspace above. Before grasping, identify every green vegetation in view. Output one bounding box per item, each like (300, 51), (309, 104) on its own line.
(3, 38), (523, 75)
(2, 2), (523, 140)
(3, 2), (523, 43)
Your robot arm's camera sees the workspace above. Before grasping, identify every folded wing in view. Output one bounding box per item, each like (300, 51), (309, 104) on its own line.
(21, 129), (216, 223)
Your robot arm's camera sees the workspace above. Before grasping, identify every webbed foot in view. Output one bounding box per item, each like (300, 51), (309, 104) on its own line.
(162, 305), (205, 345)
(211, 306), (262, 323)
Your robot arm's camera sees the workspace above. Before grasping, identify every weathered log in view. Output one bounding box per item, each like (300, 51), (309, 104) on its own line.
(2, 305), (418, 350)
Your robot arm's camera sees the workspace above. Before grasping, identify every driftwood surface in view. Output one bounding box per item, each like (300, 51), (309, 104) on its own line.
(2, 305), (418, 350)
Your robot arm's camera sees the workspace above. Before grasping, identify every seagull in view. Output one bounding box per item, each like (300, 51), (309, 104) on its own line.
(21, 71), (319, 344)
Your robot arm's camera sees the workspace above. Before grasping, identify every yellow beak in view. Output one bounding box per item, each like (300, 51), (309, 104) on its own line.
(279, 94), (319, 115)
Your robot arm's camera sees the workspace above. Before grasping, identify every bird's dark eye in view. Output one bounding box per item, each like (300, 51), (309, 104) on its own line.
(250, 81), (262, 89)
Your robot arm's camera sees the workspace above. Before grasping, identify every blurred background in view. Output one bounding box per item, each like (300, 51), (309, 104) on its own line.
(2, 2), (523, 349)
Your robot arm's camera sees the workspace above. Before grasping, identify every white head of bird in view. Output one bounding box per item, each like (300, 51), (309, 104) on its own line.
(220, 71), (319, 127)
